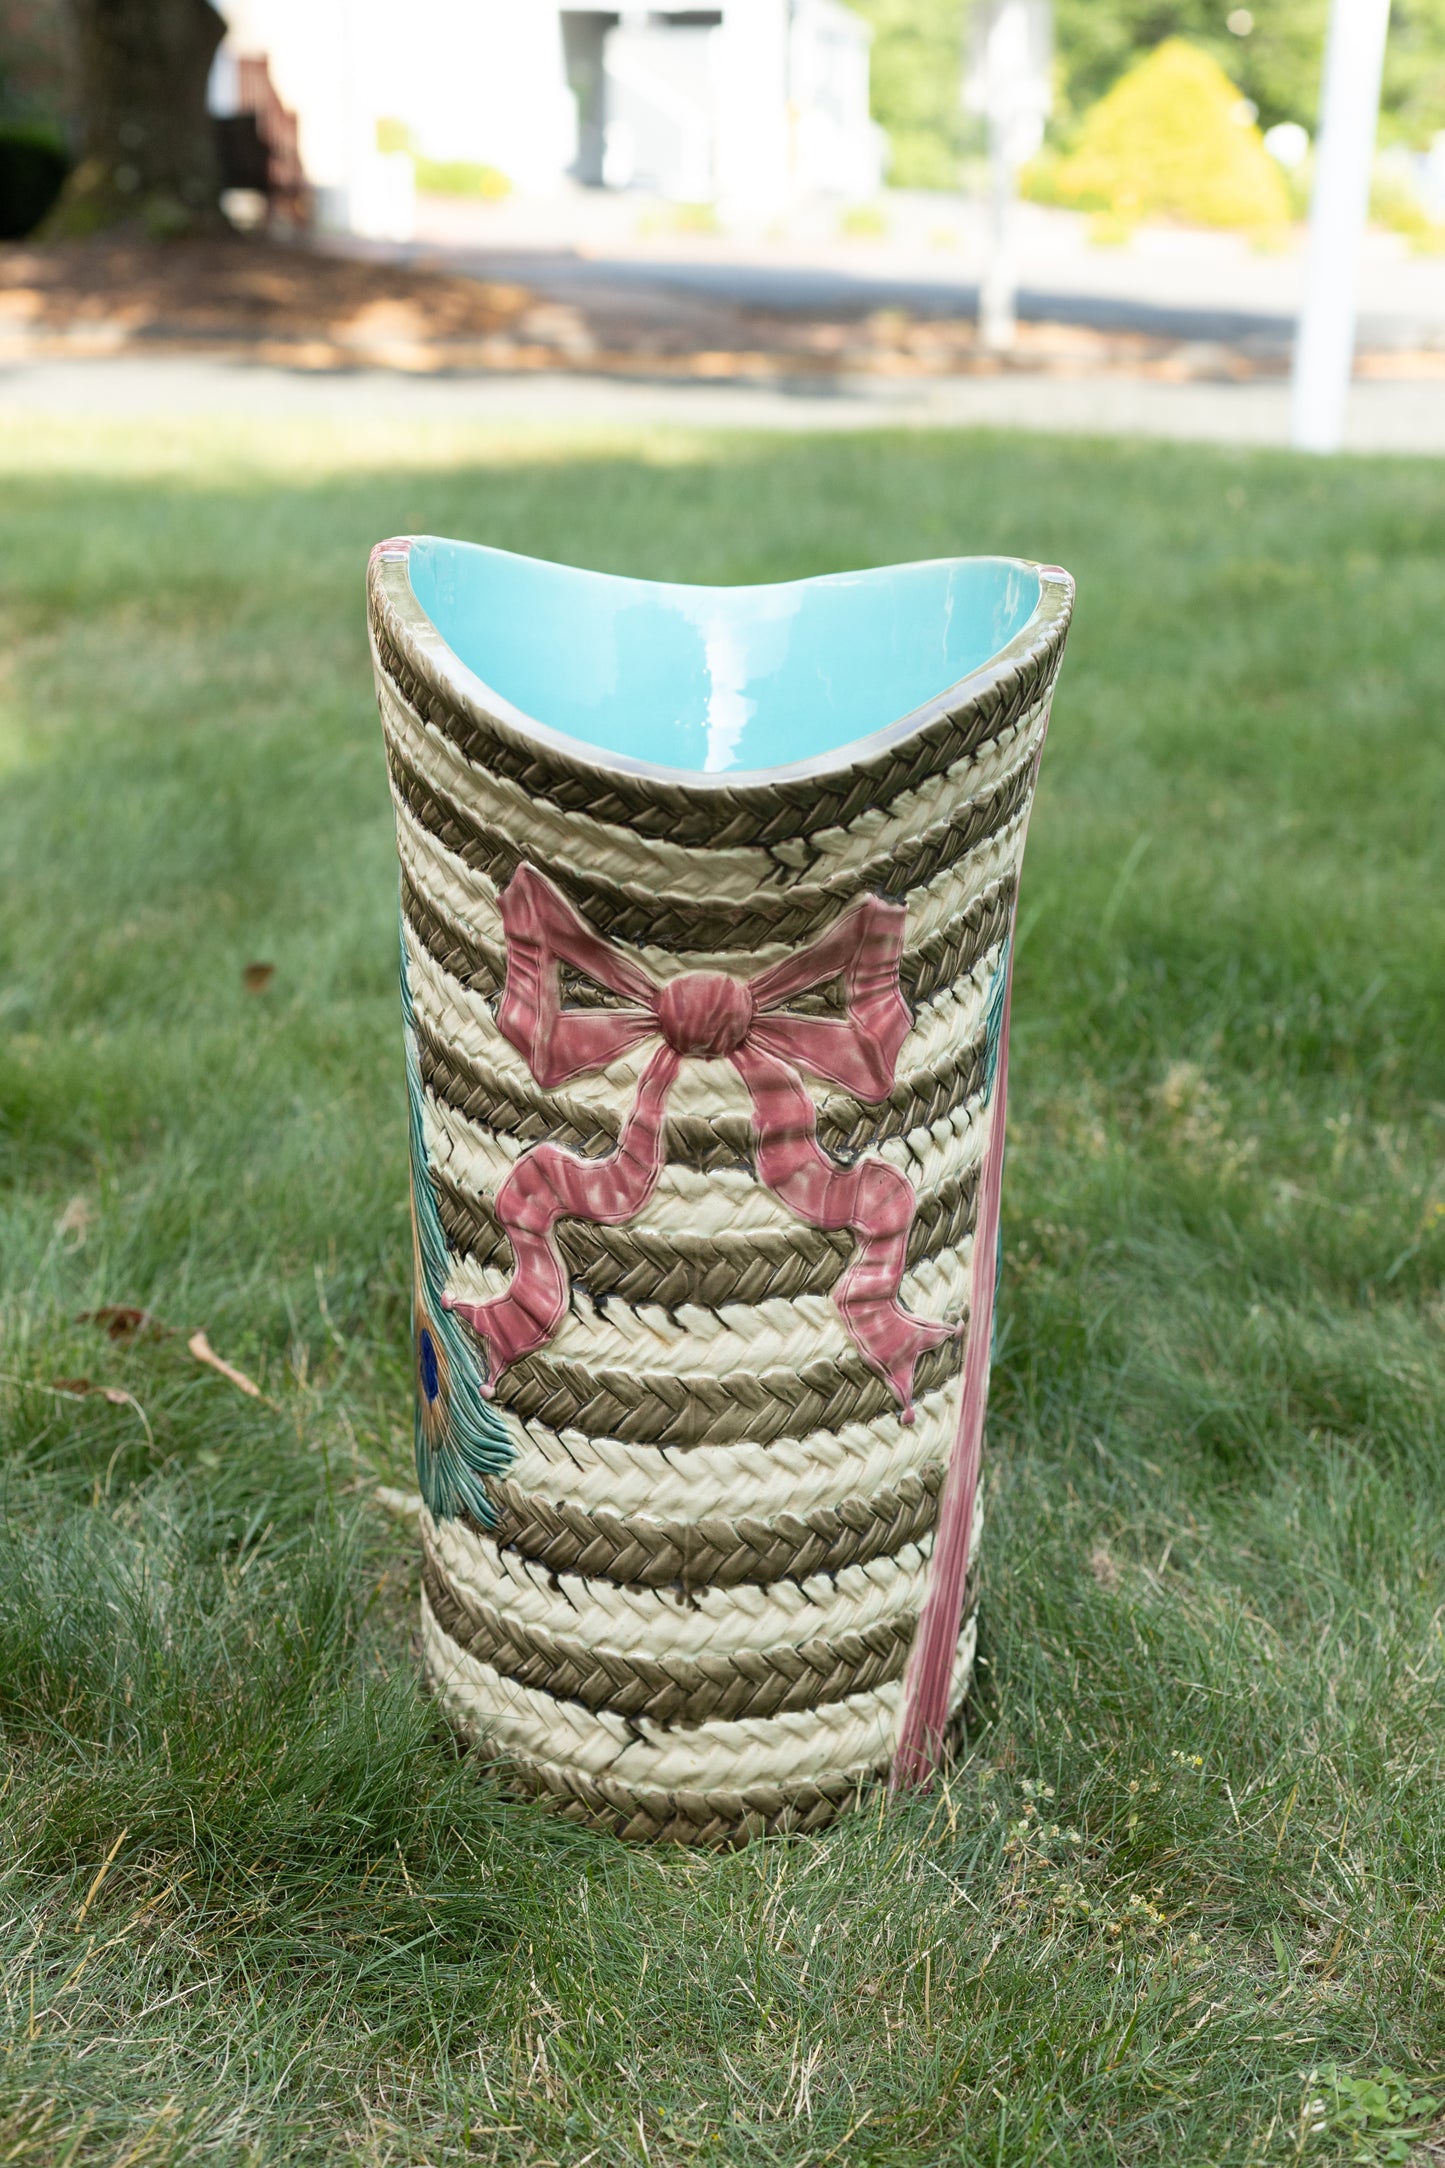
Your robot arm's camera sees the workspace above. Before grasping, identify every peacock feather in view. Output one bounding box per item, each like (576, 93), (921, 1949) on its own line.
(981, 933), (1011, 1104)
(400, 937), (515, 1524)
(982, 933), (1012, 1362)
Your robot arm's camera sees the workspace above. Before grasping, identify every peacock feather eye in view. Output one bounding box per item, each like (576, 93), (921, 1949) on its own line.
(418, 1324), (441, 1403)
(412, 1247), (453, 1459)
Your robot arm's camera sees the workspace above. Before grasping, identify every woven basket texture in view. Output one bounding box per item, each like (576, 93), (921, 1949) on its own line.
(370, 542), (1070, 1842)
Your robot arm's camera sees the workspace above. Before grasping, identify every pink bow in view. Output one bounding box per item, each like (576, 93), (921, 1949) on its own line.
(442, 863), (959, 1418)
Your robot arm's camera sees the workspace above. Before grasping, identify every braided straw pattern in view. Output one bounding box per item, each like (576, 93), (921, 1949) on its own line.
(501, 1753), (890, 1847)
(481, 1462), (944, 1588)
(492, 1652), (980, 1845)
(434, 1168), (981, 1308)
(384, 723), (1036, 957)
(428, 1607), (979, 1846)
(421, 1587), (962, 1774)
(378, 660), (1044, 924)
(493, 1335), (965, 1448)
(399, 867), (502, 996)
(492, 1374), (968, 1522)
(373, 538), (1069, 1836)
(438, 1180), (850, 1302)
(423, 1551), (916, 1724)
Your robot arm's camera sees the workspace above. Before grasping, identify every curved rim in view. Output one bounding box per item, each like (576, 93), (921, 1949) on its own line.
(369, 538), (1073, 796)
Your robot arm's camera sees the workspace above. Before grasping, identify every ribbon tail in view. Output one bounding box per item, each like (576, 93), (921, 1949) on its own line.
(891, 839), (1041, 1789)
(893, 709), (1048, 1792)
(732, 1044), (957, 1418)
(832, 1157), (958, 1419)
(889, 961), (1012, 1790)
(443, 1044), (679, 1385)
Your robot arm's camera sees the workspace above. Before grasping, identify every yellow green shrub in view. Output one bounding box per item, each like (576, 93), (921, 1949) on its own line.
(1029, 38), (1292, 230)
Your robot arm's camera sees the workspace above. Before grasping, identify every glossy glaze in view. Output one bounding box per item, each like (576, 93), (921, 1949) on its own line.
(406, 539), (1043, 775)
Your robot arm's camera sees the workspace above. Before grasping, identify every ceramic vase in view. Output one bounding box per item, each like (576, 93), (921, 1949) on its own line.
(369, 537), (1072, 1843)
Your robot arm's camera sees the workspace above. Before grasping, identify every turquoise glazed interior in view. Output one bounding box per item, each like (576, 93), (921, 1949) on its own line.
(406, 539), (1042, 776)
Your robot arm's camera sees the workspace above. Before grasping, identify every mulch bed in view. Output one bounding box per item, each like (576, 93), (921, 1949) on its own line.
(0, 231), (532, 369)
(0, 227), (1308, 382)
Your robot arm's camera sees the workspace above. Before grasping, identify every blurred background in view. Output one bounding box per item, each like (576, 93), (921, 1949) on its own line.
(2, 0), (1444, 445)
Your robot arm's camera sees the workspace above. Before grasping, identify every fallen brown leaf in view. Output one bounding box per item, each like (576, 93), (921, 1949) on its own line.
(44, 1376), (155, 1448)
(187, 1330), (264, 1400)
(242, 962), (275, 992)
(51, 1377), (135, 1406)
(0, 1369), (151, 1446)
(78, 1305), (171, 1342)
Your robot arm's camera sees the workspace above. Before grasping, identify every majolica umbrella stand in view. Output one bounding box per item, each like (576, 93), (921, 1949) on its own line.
(369, 537), (1072, 1844)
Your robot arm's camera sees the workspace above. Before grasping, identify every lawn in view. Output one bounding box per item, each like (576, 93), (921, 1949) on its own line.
(1, 412), (1443, 2168)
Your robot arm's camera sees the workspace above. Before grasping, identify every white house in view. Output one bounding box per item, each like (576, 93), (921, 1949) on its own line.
(213, 0), (883, 234)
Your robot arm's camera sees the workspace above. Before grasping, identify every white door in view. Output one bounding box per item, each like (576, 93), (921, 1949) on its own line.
(602, 17), (719, 199)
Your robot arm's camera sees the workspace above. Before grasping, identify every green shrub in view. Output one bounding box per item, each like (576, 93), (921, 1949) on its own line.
(372, 119), (510, 201)
(840, 201), (889, 237)
(1030, 37), (1292, 229)
(412, 156), (510, 200)
(0, 121), (69, 240)
(635, 200), (720, 235)
(848, 0), (966, 189)
(1050, 1), (1445, 159)
(374, 115), (412, 156)
(1372, 156), (1445, 248)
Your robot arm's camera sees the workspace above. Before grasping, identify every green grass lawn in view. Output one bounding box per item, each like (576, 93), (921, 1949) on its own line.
(1, 412), (1443, 2168)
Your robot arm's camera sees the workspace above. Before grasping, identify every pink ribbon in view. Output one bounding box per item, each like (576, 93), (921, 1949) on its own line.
(442, 863), (958, 1417)
(889, 930), (1015, 1788)
(890, 683), (1056, 1791)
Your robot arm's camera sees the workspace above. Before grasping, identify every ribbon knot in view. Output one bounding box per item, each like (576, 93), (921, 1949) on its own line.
(656, 972), (754, 1059)
(442, 863), (959, 1418)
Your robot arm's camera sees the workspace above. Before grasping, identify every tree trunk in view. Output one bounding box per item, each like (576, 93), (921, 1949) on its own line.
(51, 0), (227, 236)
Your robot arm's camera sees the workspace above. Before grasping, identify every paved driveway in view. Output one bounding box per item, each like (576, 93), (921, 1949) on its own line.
(393, 193), (1445, 354)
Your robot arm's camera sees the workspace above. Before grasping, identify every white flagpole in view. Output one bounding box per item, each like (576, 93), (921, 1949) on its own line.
(1290, 0), (1393, 453)
(967, 0), (1051, 355)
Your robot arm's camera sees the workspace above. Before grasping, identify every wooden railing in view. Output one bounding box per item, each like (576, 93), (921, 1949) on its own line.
(236, 54), (307, 225)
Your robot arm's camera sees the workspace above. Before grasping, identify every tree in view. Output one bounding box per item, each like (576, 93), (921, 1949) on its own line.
(0, 0), (78, 131)
(1381, 0), (1445, 144)
(1051, 0), (1445, 144)
(51, 0), (226, 235)
(1050, 0), (1328, 135)
(845, 0), (1445, 190)
(849, 0), (970, 187)
(1044, 38), (1292, 224)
